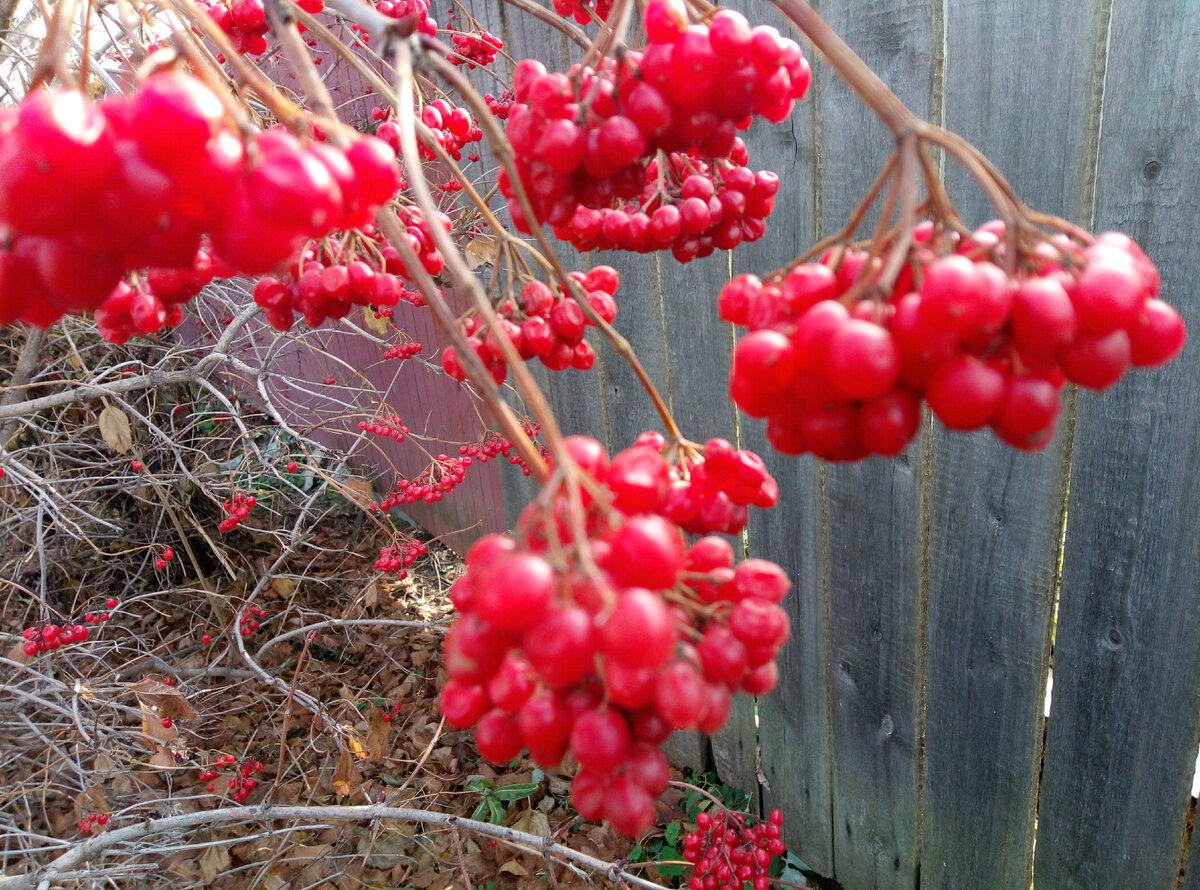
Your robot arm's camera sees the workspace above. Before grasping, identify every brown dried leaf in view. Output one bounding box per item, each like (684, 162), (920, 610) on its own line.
(128, 679), (199, 720)
(98, 405), (133, 454)
(148, 748), (176, 769)
(343, 476), (373, 508)
(74, 785), (109, 817)
(362, 578), (379, 610)
(200, 843), (232, 883)
(464, 234), (497, 270)
(499, 860), (529, 876)
(331, 747), (362, 797)
(364, 706), (390, 765)
(269, 576), (296, 597)
(5, 641), (30, 664)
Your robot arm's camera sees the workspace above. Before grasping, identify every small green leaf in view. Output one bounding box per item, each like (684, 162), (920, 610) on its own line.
(494, 783), (539, 801)
(465, 778), (492, 793)
(656, 846), (685, 879)
(487, 797), (505, 824)
(471, 801), (489, 822)
(664, 822), (681, 845)
(628, 844), (644, 861)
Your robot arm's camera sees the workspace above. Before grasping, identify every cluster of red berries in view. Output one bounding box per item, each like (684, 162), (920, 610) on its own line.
(499, 0), (808, 253)
(551, 0), (613, 25)
(383, 340), (423, 360)
(253, 249), (404, 332)
(448, 29), (504, 68)
(81, 607), (114, 624)
(95, 242), (233, 343)
(723, 222), (1186, 460)
(371, 0), (437, 34)
(458, 425), (546, 477)
(358, 414), (409, 440)
(483, 90), (515, 120)
(0, 72), (401, 330)
(154, 546), (176, 571)
(558, 154), (779, 262)
(684, 808), (786, 890)
(375, 537), (428, 574)
(200, 754), (263, 802)
(626, 431), (778, 537)
(382, 701), (402, 722)
(439, 434), (791, 837)
(372, 454), (471, 509)
(219, 493), (256, 532)
(197, 0), (323, 56)
(375, 99), (484, 164)
(77, 811), (111, 833)
(238, 605), (268, 637)
(442, 267), (619, 385)
(20, 613), (106, 656)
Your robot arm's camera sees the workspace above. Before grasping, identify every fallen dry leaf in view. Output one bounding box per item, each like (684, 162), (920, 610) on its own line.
(364, 705), (390, 764)
(98, 405), (133, 454)
(331, 747), (362, 797)
(364, 305), (389, 336)
(464, 234), (497, 269)
(128, 679), (199, 721)
(199, 843), (232, 883)
(148, 748), (176, 769)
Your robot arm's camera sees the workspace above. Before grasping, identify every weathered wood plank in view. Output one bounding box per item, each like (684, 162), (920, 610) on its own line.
(918, 2), (1099, 886)
(810, 2), (936, 887)
(720, 0), (829, 861)
(1033, 2), (1200, 887)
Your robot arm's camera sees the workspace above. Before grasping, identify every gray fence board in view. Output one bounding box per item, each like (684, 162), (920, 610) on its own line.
(816, 2), (935, 887)
(1033, 2), (1200, 887)
(917, 1), (1099, 886)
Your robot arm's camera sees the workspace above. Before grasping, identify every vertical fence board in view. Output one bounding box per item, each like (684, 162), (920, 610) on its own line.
(816, 3), (935, 887)
(723, 46), (829, 865)
(1034, 3), (1200, 888)
(918, 1), (1100, 886)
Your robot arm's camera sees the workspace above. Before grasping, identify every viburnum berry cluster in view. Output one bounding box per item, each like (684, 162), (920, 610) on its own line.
(369, 0), (437, 35)
(442, 267), (619, 384)
(551, 0), (613, 25)
(21, 620), (95, 656)
(439, 434), (791, 836)
(77, 811), (111, 834)
(200, 754), (263, 802)
(371, 454), (472, 508)
(219, 493), (256, 532)
(376, 99), (483, 162)
(447, 29), (504, 69)
(375, 536), (428, 574)
(459, 425), (547, 477)
(683, 808), (786, 890)
(383, 340), (423, 360)
(238, 605), (268, 636)
(154, 546), (175, 571)
(627, 431), (778, 536)
(95, 240), (232, 342)
(498, 0), (808, 257)
(723, 222), (1187, 460)
(483, 90), (515, 120)
(197, 0), (323, 56)
(0, 71), (400, 330)
(359, 414), (409, 441)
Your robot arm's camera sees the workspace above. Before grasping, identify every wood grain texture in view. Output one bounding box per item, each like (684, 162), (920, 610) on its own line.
(721, 8), (830, 862)
(814, 2), (935, 887)
(1033, 3), (1200, 888)
(918, 2), (1099, 887)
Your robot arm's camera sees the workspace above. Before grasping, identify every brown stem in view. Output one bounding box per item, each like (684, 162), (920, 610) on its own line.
(418, 41), (683, 442)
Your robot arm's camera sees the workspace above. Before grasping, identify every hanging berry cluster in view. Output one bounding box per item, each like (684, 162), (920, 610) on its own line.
(628, 431), (778, 537)
(238, 605), (268, 636)
(383, 340), (423, 360)
(219, 493), (256, 532)
(371, 0), (437, 34)
(439, 435), (791, 837)
(154, 546), (175, 570)
(551, 0), (613, 25)
(375, 536), (428, 574)
(95, 240), (232, 343)
(0, 72), (400, 330)
(459, 425), (547, 477)
(684, 808), (787, 890)
(359, 414), (409, 440)
(77, 812), (111, 834)
(200, 754), (263, 802)
(21, 622), (92, 656)
(197, 0), (324, 56)
(447, 29), (504, 69)
(442, 266), (619, 384)
(723, 222), (1186, 460)
(376, 98), (483, 162)
(372, 454), (473, 508)
(498, 0), (808, 260)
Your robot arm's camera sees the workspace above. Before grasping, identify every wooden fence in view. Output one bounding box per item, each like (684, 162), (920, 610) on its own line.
(270, 0), (1200, 886)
